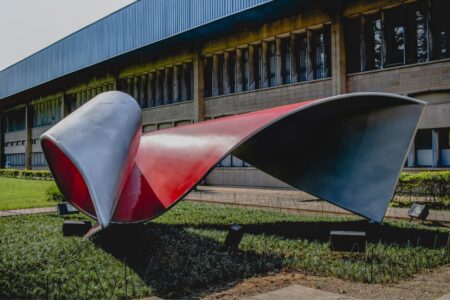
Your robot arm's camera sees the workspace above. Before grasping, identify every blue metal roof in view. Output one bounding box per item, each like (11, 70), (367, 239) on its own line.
(0, 0), (274, 101)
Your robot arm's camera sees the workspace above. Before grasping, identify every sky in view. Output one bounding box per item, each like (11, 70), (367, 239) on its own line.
(0, 0), (135, 71)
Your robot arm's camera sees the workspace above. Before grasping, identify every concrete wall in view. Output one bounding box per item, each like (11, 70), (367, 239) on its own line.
(205, 167), (291, 188)
(205, 79), (332, 117)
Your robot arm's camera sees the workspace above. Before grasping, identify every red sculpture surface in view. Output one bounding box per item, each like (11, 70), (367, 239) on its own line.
(41, 91), (426, 230)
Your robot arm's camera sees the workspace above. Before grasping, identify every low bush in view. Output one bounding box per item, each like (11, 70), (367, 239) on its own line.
(0, 169), (53, 180)
(395, 171), (450, 204)
(46, 183), (65, 202)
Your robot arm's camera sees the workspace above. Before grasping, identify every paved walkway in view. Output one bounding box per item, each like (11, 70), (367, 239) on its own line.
(244, 284), (359, 300)
(0, 206), (56, 217)
(186, 186), (450, 223)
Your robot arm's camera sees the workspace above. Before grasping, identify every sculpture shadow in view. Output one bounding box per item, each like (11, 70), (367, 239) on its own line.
(185, 220), (450, 249)
(93, 218), (448, 298)
(93, 223), (284, 299)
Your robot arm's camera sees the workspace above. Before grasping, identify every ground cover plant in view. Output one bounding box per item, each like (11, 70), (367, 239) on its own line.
(0, 202), (448, 299)
(0, 177), (56, 210)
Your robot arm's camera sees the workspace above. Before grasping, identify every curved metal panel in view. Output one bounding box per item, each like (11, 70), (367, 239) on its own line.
(41, 91), (142, 228)
(41, 92), (426, 228)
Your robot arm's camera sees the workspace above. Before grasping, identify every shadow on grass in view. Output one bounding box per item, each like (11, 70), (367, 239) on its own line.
(93, 223), (283, 299)
(187, 220), (450, 248)
(93, 219), (448, 298)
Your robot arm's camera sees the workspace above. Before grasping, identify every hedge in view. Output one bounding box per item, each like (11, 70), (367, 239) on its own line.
(394, 171), (450, 206)
(0, 169), (53, 180)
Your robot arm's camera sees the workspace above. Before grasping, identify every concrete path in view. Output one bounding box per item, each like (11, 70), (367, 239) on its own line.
(186, 186), (450, 223)
(0, 206), (56, 217)
(244, 284), (359, 300)
(436, 293), (450, 300)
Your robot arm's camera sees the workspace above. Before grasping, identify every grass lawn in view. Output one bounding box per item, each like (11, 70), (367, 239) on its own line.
(0, 177), (55, 210)
(0, 201), (448, 299)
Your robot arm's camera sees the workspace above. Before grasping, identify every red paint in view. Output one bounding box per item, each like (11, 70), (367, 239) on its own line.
(113, 100), (316, 223)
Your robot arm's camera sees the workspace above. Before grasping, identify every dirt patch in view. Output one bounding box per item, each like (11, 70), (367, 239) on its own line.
(203, 265), (450, 299)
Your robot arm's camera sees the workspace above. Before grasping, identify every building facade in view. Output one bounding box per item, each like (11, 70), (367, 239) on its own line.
(0, 0), (449, 188)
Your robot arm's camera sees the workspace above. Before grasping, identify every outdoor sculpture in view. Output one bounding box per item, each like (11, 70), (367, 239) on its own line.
(41, 91), (425, 234)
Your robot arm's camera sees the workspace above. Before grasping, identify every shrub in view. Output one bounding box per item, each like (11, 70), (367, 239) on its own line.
(0, 169), (53, 180)
(394, 171), (450, 207)
(45, 183), (65, 202)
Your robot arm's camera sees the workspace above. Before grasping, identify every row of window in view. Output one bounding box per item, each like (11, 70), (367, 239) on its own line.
(4, 153), (47, 167)
(4, 108), (25, 132)
(218, 155), (252, 168)
(66, 83), (115, 113)
(204, 26), (331, 97)
(4, 154), (25, 167)
(32, 98), (62, 128)
(345, 0), (450, 73)
(118, 62), (194, 108)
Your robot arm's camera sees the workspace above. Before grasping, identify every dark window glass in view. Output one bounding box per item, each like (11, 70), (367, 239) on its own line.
(241, 48), (249, 91)
(412, 2), (430, 62)
(311, 27), (331, 79)
(281, 37), (292, 84)
(166, 68), (173, 104)
(415, 129), (432, 149)
(297, 33), (308, 81)
(204, 56), (213, 97)
(268, 41), (276, 86)
(431, 0), (450, 59)
(253, 45), (263, 89)
(5, 108), (25, 132)
(228, 51), (236, 93)
(218, 54), (224, 95)
(176, 67), (182, 102)
(385, 6), (406, 66)
(158, 70), (165, 106)
(364, 13), (384, 70)
(345, 17), (362, 73)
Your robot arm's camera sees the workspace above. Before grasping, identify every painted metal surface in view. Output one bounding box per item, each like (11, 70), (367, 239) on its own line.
(0, 0), (273, 101)
(41, 92), (425, 229)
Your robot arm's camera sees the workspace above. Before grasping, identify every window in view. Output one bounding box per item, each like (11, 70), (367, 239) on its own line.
(183, 62), (193, 101)
(345, 1), (448, 73)
(227, 51), (236, 93)
(32, 98), (61, 128)
(311, 26), (331, 79)
(217, 54), (224, 95)
(5, 108), (25, 132)
(5, 154), (25, 167)
(345, 17), (362, 73)
(253, 44), (263, 89)
(204, 56), (213, 97)
(166, 68), (173, 104)
(32, 152), (47, 166)
(385, 6), (407, 66)
(281, 37), (292, 84)
(268, 41), (277, 86)
(363, 12), (387, 70)
(241, 48), (250, 91)
(431, 0), (450, 59)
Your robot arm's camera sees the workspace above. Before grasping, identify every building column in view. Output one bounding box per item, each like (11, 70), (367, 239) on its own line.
(0, 112), (4, 168)
(275, 37), (282, 86)
(61, 94), (68, 119)
(331, 15), (347, 95)
(235, 48), (243, 92)
(432, 129), (440, 168)
(261, 42), (269, 88)
(248, 45), (256, 90)
(212, 54), (220, 96)
(193, 54), (205, 122)
(25, 103), (33, 170)
(407, 142), (415, 167)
